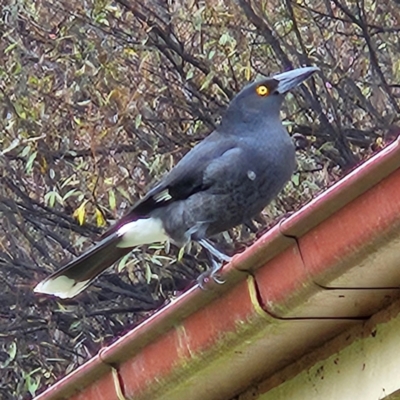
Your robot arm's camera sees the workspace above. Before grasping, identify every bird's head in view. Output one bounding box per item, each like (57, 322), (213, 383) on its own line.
(224, 66), (319, 123)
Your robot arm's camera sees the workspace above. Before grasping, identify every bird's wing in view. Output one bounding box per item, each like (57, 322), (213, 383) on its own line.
(102, 132), (240, 238)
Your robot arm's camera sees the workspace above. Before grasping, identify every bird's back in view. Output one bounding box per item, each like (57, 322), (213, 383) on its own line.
(153, 121), (295, 243)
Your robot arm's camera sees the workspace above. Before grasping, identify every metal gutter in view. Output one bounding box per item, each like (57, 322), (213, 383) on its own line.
(34, 137), (400, 400)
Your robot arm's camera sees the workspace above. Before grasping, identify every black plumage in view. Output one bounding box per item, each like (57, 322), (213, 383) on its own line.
(34, 67), (319, 298)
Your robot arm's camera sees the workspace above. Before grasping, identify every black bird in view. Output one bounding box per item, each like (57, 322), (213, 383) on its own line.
(34, 66), (319, 299)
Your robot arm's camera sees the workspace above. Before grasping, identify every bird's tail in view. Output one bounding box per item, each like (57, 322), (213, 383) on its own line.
(34, 233), (131, 299)
(34, 217), (168, 299)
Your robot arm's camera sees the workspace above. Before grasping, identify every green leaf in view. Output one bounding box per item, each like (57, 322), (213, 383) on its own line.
(135, 114), (142, 129)
(291, 174), (300, 186)
(219, 33), (231, 46)
(108, 189), (116, 210)
(1, 139), (20, 155)
(25, 151), (37, 174)
(0, 342), (17, 368)
(23, 369), (41, 397)
(4, 42), (18, 54)
(186, 68), (194, 80)
(178, 246), (185, 262)
(44, 191), (64, 207)
(199, 71), (215, 91)
(62, 188), (77, 200)
(117, 253), (133, 272)
(145, 263), (153, 283)
(117, 186), (131, 200)
(20, 145), (31, 158)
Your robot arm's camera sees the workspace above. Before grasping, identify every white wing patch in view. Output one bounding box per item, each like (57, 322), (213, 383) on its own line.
(153, 189), (172, 203)
(247, 170), (256, 181)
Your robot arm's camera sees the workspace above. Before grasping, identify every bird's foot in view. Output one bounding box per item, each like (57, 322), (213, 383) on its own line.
(197, 259), (227, 289)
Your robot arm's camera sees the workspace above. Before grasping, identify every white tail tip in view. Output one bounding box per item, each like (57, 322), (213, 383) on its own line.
(34, 276), (90, 299)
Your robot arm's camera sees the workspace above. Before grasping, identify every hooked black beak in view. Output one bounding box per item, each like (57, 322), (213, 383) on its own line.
(273, 66), (319, 94)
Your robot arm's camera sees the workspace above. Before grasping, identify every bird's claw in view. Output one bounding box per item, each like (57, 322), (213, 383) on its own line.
(197, 270), (225, 289)
(212, 274), (226, 285)
(197, 259), (226, 289)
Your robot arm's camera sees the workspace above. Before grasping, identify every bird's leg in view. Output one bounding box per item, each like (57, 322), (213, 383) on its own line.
(198, 239), (231, 262)
(243, 218), (259, 233)
(197, 239), (231, 288)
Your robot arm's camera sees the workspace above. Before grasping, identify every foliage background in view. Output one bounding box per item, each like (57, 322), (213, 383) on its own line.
(0, 0), (399, 398)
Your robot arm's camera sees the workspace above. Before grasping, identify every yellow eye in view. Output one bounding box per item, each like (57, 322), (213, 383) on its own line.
(256, 85), (269, 96)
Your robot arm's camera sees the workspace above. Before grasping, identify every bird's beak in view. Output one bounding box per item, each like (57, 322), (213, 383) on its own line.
(273, 66), (319, 94)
